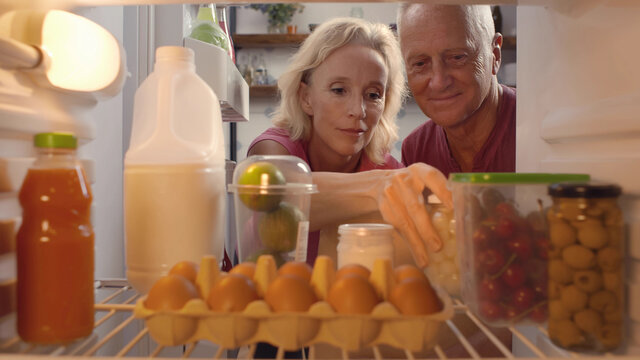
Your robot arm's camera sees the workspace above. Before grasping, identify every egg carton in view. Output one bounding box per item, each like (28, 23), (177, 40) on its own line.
(134, 256), (454, 352)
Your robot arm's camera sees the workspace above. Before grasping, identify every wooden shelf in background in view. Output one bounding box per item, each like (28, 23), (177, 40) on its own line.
(250, 85), (279, 98)
(503, 36), (517, 50)
(233, 34), (308, 48)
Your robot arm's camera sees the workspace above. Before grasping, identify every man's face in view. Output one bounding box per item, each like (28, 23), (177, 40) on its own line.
(400, 6), (495, 129)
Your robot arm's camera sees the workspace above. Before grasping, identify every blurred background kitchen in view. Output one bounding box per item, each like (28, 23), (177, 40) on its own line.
(229, 3), (516, 161)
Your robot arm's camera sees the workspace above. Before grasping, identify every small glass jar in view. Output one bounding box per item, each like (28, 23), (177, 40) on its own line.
(337, 224), (394, 271)
(425, 195), (460, 297)
(547, 183), (624, 352)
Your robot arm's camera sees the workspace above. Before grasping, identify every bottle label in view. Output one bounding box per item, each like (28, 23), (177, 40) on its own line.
(294, 221), (309, 262)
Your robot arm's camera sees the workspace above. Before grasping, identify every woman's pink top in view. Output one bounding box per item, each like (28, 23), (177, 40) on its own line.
(248, 127), (403, 264)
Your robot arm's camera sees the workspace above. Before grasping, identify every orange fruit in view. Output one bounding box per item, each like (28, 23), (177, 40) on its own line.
(327, 274), (380, 314)
(168, 260), (199, 284)
(208, 273), (259, 312)
(145, 275), (199, 311)
(265, 275), (317, 312)
(278, 261), (312, 282)
(336, 263), (371, 280)
(390, 278), (441, 315)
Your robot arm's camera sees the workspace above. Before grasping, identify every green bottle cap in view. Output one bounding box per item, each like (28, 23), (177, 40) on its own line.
(34, 132), (77, 149)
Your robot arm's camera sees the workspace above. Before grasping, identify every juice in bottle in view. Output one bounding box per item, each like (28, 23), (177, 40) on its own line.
(16, 132), (94, 344)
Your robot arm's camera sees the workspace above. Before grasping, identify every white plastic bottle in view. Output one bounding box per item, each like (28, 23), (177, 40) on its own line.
(124, 46), (226, 294)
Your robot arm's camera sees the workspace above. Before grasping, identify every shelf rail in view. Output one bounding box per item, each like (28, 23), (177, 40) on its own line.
(0, 281), (632, 359)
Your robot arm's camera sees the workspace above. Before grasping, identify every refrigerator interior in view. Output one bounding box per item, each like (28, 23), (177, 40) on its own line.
(0, 0), (639, 358)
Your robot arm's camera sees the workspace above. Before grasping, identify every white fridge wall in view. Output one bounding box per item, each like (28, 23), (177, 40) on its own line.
(73, 6), (126, 279)
(516, 2), (640, 350)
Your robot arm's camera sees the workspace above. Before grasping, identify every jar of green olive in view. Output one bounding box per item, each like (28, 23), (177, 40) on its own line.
(547, 183), (623, 352)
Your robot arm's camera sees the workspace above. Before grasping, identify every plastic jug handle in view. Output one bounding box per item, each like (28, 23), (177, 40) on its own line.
(137, 72), (197, 155)
(153, 75), (181, 145)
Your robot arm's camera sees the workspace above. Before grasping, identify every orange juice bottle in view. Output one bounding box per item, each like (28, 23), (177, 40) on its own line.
(16, 132), (94, 344)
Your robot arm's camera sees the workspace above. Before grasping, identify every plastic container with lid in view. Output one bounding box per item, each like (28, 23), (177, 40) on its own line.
(546, 182), (624, 352)
(124, 46), (226, 294)
(425, 195), (460, 297)
(17, 132), (94, 344)
(337, 223), (394, 271)
(228, 155), (317, 265)
(450, 172), (590, 326)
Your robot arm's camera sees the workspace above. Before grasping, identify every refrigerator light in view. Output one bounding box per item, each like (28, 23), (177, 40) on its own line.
(0, 9), (126, 100)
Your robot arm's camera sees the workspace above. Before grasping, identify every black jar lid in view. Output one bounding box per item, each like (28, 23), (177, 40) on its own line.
(548, 183), (622, 198)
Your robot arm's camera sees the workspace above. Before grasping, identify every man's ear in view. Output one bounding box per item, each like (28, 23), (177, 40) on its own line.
(491, 33), (503, 76)
(298, 81), (314, 116)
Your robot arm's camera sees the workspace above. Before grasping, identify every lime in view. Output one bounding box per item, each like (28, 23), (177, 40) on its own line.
(258, 202), (304, 253)
(189, 23), (229, 51)
(238, 162), (286, 212)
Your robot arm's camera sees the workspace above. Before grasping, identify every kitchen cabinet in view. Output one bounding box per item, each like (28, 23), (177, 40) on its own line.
(503, 35), (517, 50)
(249, 84), (279, 98)
(233, 34), (308, 98)
(233, 34), (308, 48)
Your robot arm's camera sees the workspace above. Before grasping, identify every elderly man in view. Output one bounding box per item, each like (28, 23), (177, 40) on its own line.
(395, 4), (515, 357)
(398, 4), (516, 178)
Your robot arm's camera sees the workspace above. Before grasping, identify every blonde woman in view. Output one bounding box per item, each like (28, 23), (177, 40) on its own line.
(248, 17), (407, 265)
(249, 17), (406, 170)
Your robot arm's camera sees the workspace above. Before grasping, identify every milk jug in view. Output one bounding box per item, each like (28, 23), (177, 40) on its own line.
(124, 46), (226, 294)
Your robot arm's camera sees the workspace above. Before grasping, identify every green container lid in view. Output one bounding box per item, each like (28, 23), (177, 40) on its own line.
(34, 132), (77, 149)
(449, 172), (590, 184)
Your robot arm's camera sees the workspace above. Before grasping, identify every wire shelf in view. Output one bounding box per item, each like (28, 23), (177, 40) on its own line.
(0, 280), (632, 359)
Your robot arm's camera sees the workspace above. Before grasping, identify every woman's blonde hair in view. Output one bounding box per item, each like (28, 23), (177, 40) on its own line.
(271, 17), (407, 165)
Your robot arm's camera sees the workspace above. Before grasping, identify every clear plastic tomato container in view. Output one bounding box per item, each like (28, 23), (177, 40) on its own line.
(450, 173), (589, 326)
(228, 155), (317, 266)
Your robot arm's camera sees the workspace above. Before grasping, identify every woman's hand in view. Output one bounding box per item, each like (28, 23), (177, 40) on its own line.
(310, 164), (451, 268)
(377, 163), (452, 268)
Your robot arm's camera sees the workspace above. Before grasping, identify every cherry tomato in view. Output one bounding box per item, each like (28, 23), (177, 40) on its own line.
(478, 277), (504, 301)
(512, 287), (535, 311)
(501, 263), (526, 288)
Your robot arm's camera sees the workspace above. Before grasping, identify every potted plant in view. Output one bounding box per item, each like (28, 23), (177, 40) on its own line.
(247, 3), (304, 34)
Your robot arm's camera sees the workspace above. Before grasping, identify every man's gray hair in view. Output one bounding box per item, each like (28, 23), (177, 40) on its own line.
(396, 4), (495, 45)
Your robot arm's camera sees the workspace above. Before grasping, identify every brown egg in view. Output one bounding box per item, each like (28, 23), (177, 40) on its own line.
(390, 278), (442, 315)
(265, 274), (318, 312)
(208, 273), (260, 312)
(327, 274), (380, 314)
(168, 261), (199, 284)
(336, 263), (371, 280)
(278, 261), (312, 282)
(229, 262), (257, 280)
(394, 264), (429, 284)
(145, 274), (200, 311)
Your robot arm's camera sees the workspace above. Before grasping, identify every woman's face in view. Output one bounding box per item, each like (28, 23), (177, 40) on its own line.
(299, 44), (388, 159)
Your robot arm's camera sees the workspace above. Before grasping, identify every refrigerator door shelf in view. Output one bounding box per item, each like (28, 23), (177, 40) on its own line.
(184, 37), (249, 123)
